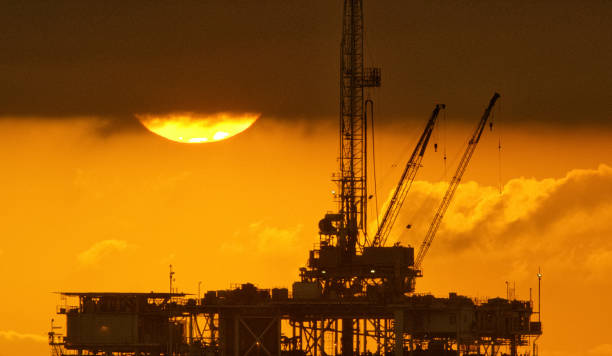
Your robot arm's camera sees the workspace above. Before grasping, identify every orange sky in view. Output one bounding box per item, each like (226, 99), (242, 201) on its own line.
(1, 2), (611, 355)
(0, 117), (611, 355)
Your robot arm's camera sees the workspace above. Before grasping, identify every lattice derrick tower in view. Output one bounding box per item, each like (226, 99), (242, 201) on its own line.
(337, 0), (379, 258)
(338, 0), (365, 258)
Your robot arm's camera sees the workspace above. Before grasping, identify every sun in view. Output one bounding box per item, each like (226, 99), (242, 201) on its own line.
(136, 112), (260, 143)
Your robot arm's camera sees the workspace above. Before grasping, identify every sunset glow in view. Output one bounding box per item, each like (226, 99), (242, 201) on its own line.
(136, 112), (260, 143)
(1, 118), (611, 356)
(2, 0), (611, 353)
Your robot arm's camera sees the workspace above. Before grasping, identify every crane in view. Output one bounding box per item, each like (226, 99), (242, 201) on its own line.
(415, 93), (500, 268)
(371, 104), (445, 247)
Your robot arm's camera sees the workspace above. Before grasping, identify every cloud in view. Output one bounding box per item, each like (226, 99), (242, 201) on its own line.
(391, 164), (612, 279)
(0, 330), (47, 343)
(254, 224), (304, 253)
(3, 2), (611, 129)
(589, 344), (612, 356)
(220, 223), (304, 255)
(77, 239), (129, 266)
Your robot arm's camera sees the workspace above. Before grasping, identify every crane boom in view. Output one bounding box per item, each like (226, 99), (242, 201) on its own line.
(372, 104), (445, 247)
(415, 93), (500, 267)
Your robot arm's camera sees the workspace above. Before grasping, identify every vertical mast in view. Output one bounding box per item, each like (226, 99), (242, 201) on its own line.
(338, 0), (379, 256)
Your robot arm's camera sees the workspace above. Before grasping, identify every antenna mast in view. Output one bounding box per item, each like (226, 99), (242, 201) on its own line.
(169, 264), (175, 294)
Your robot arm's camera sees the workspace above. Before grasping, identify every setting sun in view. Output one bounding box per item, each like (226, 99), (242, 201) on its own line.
(136, 112), (260, 143)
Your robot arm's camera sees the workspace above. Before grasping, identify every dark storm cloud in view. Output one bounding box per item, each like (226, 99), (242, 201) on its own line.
(1, 0), (611, 130)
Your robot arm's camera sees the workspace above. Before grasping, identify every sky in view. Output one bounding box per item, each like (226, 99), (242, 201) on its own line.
(2, 0), (611, 127)
(1, 1), (611, 356)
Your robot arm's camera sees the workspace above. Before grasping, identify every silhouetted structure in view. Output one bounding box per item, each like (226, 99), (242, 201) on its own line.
(49, 1), (541, 355)
(49, 287), (541, 356)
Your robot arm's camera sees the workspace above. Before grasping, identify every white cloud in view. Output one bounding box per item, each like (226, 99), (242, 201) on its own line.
(221, 222), (304, 255)
(0, 330), (47, 343)
(589, 344), (612, 355)
(253, 224), (303, 253)
(77, 239), (129, 266)
(393, 165), (612, 264)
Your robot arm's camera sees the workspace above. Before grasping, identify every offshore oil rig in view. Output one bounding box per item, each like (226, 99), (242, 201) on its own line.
(48, 1), (542, 355)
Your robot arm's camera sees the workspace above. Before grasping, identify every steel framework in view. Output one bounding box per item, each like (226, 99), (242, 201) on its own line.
(49, 288), (541, 356)
(337, 0), (381, 256)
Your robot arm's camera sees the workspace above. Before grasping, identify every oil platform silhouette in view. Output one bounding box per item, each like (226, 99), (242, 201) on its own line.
(48, 1), (542, 355)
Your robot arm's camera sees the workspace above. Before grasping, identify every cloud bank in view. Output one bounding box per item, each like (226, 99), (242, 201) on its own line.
(0, 330), (47, 343)
(590, 344), (612, 356)
(394, 165), (612, 278)
(221, 222), (304, 255)
(77, 239), (130, 267)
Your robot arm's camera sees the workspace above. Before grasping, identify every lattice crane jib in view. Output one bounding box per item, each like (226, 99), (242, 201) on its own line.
(415, 93), (500, 268)
(371, 104), (445, 248)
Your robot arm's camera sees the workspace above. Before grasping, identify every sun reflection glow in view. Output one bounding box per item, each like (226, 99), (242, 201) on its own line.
(136, 112), (260, 143)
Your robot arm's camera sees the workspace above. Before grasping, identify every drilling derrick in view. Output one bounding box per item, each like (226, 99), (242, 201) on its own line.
(338, 0), (380, 257)
(304, 0), (426, 303)
(305, 0), (384, 301)
(337, 3), (380, 353)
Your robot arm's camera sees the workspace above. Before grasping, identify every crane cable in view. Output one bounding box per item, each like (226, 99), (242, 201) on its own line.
(497, 101), (503, 195)
(443, 108), (448, 178)
(415, 93), (500, 267)
(399, 107), (454, 244)
(367, 99), (380, 232)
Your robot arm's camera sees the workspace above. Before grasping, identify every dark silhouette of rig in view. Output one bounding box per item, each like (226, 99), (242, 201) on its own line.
(49, 1), (542, 355)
